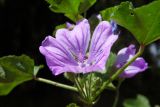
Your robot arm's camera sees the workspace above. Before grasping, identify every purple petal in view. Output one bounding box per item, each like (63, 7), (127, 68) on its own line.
(115, 44), (136, 68)
(117, 44), (136, 55)
(120, 58), (148, 78)
(40, 19), (119, 75)
(56, 19), (90, 62)
(39, 36), (79, 75)
(88, 21), (118, 69)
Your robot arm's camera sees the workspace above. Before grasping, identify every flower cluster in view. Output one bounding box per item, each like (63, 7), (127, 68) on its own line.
(39, 19), (148, 77)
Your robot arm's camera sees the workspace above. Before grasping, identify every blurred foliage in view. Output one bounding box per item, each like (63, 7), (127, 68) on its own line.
(149, 44), (160, 68)
(123, 94), (151, 107)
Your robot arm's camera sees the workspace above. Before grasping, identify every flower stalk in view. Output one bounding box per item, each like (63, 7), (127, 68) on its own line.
(35, 77), (78, 92)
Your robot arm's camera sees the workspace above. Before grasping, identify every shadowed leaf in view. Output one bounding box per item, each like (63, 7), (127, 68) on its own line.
(0, 55), (42, 95)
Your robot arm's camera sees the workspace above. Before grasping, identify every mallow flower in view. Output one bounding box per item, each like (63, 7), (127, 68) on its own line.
(39, 19), (118, 75)
(115, 44), (148, 78)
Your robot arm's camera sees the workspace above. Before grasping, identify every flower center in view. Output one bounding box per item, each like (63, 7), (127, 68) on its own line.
(74, 53), (89, 67)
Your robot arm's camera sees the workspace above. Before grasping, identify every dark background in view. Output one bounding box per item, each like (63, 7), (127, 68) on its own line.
(0, 0), (160, 107)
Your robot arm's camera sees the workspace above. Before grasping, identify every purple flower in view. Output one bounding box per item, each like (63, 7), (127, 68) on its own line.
(115, 45), (148, 78)
(39, 19), (118, 75)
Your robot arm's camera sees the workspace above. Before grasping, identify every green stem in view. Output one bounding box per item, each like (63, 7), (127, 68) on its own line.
(112, 79), (124, 107)
(95, 45), (145, 98)
(35, 77), (78, 92)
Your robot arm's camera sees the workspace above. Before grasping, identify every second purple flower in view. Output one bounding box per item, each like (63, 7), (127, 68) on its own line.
(115, 45), (148, 78)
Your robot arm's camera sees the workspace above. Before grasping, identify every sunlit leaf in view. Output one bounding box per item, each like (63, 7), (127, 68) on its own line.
(101, 0), (160, 45)
(46, 0), (82, 22)
(46, 0), (96, 22)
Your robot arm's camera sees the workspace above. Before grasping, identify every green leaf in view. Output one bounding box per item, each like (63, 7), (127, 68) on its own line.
(46, 0), (82, 22)
(46, 0), (80, 14)
(79, 0), (96, 14)
(101, 0), (160, 45)
(123, 94), (151, 107)
(46, 0), (96, 22)
(65, 14), (83, 22)
(0, 55), (39, 95)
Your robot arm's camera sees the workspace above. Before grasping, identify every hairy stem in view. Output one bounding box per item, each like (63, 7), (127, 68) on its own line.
(95, 45), (145, 98)
(35, 77), (78, 92)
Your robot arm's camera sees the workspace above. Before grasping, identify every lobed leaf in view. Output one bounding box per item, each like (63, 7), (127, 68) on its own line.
(101, 0), (160, 45)
(46, 0), (96, 22)
(0, 55), (42, 95)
